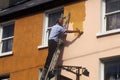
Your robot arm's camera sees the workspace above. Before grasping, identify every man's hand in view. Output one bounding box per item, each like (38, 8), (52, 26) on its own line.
(76, 28), (83, 35)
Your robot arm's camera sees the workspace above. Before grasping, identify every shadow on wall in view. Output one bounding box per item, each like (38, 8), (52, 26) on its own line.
(57, 65), (90, 80)
(65, 31), (83, 47)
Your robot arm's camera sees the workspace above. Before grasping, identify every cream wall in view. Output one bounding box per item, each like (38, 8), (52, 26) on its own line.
(62, 0), (120, 80)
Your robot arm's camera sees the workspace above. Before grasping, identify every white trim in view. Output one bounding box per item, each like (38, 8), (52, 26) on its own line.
(101, 0), (106, 33)
(43, 13), (49, 46)
(100, 61), (104, 80)
(106, 10), (120, 16)
(38, 45), (48, 49)
(96, 29), (120, 37)
(2, 36), (14, 41)
(0, 51), (13, 57)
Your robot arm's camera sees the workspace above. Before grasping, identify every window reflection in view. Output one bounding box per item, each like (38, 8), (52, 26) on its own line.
(106, 0), (120, 13)
(105, 60), (120, 80)
(106, 13), (120, 31)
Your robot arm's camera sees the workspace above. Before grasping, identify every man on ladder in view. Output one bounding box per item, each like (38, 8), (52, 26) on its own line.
(41, 17), (83, 80)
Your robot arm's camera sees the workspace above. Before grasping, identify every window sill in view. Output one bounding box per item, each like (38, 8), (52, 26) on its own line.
(96, 29), (120, 38)
(0, 51), (13, 58)
(38, 45), (48, 50)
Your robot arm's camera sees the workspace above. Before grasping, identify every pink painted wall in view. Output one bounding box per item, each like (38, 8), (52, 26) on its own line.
(61, 0), (120, 80)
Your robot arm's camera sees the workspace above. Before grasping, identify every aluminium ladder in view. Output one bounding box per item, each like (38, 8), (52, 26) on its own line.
(40, 39), (63, 80)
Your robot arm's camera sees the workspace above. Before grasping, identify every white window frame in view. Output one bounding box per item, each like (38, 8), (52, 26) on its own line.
(0, 20), (14, 57)
(97, 0), (120, 37)
(38, 7), (63, 49)
(99, 61), (104, 80)
(1, 78), (10, 80)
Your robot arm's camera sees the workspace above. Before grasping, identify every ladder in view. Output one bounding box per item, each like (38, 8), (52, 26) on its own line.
(40, 39), (63, 80)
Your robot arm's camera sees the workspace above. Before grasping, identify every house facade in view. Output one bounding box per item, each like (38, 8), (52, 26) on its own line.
(0, 0), (120, 80)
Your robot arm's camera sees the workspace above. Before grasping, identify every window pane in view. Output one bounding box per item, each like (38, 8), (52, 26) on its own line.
(105, 61), (120, 80)
(106, 0), (120, 13)
(48, 10), (63, 27)
(2, 39), (13, 53)
(2, 24), (14, 38)
(106, 13), (120, 31)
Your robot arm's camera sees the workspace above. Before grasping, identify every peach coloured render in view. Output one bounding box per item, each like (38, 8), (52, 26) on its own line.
(61, 0), (120, 80)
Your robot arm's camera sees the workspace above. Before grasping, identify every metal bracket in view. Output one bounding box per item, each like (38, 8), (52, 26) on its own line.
(58, 65), (89, 80)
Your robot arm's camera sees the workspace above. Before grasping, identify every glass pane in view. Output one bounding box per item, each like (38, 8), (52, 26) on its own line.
(106, 0), (120, 13)
(2, 24), (14, 38)
(106, 13), (120, 31)
(48, 10), (63, 27)
(105, 61), (120, 80)
(2, 38), (13, 53)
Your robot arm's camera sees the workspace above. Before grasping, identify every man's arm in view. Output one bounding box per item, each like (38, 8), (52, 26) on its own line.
(66, 29), (83, 34)
(66, 30), (79, 33)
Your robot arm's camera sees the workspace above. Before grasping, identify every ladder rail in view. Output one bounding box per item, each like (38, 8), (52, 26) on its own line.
(44, 41), (62, 80)
(40, 41), (61, 80)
